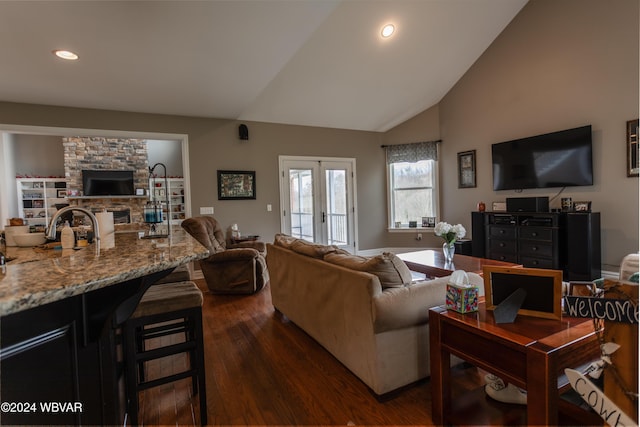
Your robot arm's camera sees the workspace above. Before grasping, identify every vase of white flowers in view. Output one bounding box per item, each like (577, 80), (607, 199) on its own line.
(434, 221), (466, 262)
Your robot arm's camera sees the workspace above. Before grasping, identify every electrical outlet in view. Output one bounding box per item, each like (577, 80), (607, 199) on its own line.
(416, 233), (422, 241)
(267, 204), (272, 212)
(200, 206), (214, 215)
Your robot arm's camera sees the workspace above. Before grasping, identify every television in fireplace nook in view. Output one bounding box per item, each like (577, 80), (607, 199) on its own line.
(82, 170), (135, 196)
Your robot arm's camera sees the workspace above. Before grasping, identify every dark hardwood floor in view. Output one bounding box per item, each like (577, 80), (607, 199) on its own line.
(138, 278), (495, 426)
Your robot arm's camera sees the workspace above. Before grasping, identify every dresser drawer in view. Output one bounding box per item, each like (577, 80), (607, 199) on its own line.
(488, 252), (519, 263)
(488, 226), (516, 239)
(519, 227), (554, 241)
(489, 239), (517, 254)
(519, 256), (556, 269)
(519, 241), (554, 258)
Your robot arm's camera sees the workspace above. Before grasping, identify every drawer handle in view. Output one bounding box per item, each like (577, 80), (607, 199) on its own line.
(499, 242), (505, 247)
(499, 230), (505, 234)
(532, 246), (538, 251)
(531, 232), (537, 237)
(532, 260), (539, 265)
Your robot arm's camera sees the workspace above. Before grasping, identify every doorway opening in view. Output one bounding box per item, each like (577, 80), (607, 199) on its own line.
(278, 155), (357, 252)
(0, 124), (190, 228)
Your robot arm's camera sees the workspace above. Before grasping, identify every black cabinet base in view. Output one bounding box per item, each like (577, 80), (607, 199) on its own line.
(0, 269), (173, 425)
(471, 212), (601, 281)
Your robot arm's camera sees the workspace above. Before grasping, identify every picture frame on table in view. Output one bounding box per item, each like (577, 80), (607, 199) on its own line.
(457, 150), (476, 188)
(483, 266), (563, 321)
(217, 170), (256, 200)
(573, 201), (592, 212)
(57, 190), (67, 198)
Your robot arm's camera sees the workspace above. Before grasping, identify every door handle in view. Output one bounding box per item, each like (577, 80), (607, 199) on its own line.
(322, 212), (326, 223)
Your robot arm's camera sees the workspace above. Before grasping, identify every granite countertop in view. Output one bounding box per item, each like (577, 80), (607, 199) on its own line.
(0, 227), (209, 317)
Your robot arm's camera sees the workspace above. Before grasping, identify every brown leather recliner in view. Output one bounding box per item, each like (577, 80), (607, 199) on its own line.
(181, 216), (269, 294)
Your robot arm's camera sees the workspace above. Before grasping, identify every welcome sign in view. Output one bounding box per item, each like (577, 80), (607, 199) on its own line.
(564, 296), (639, 324)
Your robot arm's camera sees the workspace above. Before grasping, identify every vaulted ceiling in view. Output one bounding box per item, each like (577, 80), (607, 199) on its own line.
(0, 0), (528, 132)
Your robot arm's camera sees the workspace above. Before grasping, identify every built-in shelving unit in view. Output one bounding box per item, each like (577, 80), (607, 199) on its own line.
(16, 178), (68, 228)
(149, 177), (185, 224)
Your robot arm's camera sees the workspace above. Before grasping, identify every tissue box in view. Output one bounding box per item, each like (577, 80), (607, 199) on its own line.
(446, 283), (479, 313)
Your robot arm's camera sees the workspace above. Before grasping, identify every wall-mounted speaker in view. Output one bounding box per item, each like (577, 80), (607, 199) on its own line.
(239, 124), (249, 140)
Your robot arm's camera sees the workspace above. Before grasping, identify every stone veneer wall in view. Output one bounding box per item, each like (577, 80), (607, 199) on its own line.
(63, 137), (149, 223)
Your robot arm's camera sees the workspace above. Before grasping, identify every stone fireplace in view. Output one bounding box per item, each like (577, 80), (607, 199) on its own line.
(63, 137), (150, 224)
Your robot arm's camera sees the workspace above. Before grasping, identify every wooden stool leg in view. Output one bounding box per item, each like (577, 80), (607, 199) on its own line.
(123, 320), (141, 426)
(193, 310), (208, 425)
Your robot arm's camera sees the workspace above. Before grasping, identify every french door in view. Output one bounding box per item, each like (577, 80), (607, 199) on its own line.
(279, 156), (357, 252)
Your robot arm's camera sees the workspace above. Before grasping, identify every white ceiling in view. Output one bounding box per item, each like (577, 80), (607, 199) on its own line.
(0, 0), (528, 132)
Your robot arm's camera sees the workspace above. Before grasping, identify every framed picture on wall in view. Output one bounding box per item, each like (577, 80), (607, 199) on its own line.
(217, 170), (256, 200)
(627, 119), (638, 177)
(457, 150), (476, 188)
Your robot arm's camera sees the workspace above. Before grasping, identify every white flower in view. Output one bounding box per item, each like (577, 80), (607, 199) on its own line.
(452, 224), (466, 239)
(434, 222), (451, 236)
(435, 221), (466, 243)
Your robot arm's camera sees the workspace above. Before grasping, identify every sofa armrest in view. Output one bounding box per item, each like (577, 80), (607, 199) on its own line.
(373, 272), (483, 333)
(206, 248), (259, 264)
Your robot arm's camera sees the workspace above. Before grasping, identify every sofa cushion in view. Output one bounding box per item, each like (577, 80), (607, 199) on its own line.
(273, 233), (297, 249)
(290, 239), (339, 259)
(324, 252), (412, 289)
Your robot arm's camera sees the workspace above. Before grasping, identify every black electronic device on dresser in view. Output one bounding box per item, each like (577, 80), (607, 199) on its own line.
(471, 211), (601, 281)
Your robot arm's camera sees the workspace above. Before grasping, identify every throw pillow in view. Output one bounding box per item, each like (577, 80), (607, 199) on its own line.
(323, 252), (412, 288)
(290, 239), (338, 258)
(274, 233), (297, 249)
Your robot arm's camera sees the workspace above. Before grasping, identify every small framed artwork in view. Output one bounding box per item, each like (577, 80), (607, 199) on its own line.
(217, 170), (256, 200)
(57, 190), (67, 198)
(573, 201), (591, 212)
(627, 119), (638, 177)
(457, 150), (476, 188)
(492, 201), (507, 212)
(422, 217), (436, 227)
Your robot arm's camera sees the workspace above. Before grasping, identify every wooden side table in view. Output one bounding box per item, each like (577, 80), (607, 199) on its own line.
(429, 302), (600, 425)
(230, 235), (260, 245)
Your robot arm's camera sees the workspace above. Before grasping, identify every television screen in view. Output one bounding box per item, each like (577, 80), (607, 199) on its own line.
(492, 125), (593, 191)
(82, 170), (135, 196)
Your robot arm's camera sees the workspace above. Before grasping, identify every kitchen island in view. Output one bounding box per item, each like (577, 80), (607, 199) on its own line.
(0, 228), (209, 425)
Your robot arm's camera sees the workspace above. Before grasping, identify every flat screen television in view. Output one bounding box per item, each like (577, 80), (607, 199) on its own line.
(491, 125), (593, 191)
(82, 170), (135, 196)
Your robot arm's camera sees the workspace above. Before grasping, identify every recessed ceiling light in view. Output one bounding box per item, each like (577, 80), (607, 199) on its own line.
(381, 24), (395, 38)
(53, 50), (79, 60)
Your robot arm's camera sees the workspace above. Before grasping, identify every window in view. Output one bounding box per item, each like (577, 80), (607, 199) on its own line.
(385, 141), (439, 228)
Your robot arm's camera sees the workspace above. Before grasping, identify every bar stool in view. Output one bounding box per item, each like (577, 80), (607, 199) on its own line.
(122, 280), (207, 425)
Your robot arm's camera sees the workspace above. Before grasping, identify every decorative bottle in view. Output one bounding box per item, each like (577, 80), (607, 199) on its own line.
(61, 221), (75, 249)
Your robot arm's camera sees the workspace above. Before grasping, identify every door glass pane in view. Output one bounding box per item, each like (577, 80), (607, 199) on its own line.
(325, 169), (347, 246)
(289, 169), (314, 241)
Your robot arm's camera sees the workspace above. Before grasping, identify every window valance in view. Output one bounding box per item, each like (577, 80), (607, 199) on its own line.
(384, 140), (439, 164)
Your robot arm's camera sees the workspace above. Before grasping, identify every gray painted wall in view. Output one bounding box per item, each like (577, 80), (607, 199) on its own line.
(0, 0), (637, 269)
(382, 0), (639, 270)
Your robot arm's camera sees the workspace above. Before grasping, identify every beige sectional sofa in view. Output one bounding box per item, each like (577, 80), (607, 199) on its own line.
(266, 234), (484, 396)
